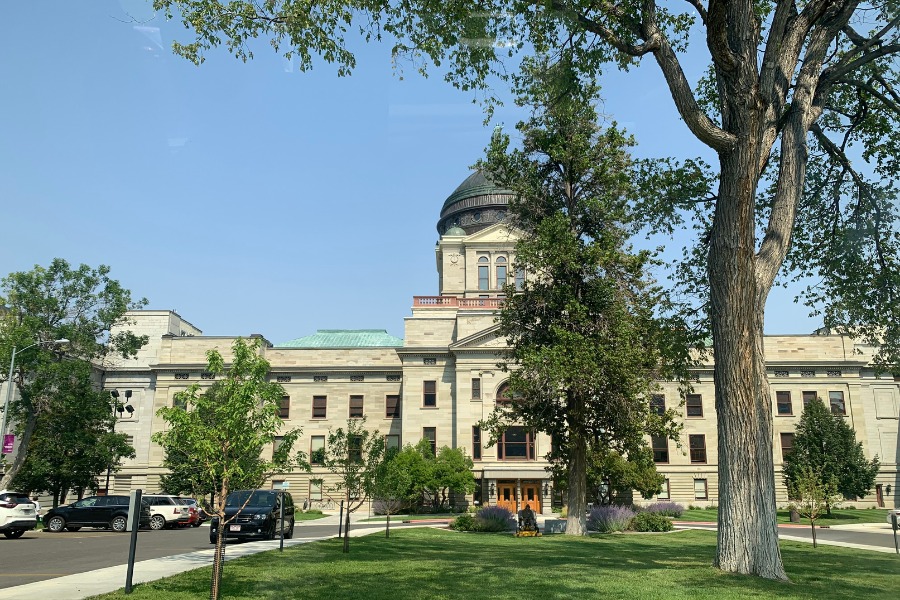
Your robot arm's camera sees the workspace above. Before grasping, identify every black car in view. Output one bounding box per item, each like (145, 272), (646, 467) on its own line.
(209, 490), (294, 544)
(44, 495), (151, 533)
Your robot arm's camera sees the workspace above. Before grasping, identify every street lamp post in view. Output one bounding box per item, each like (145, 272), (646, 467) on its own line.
(104, 389), (133, 493)
(1, 338), (69, 457)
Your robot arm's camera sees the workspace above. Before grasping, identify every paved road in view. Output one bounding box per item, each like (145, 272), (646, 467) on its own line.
(0, 519), (408, 590)
(680, 522), (899, 552)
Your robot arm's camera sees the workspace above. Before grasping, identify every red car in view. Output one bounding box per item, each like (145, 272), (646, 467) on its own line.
(177, 498), (203, 527)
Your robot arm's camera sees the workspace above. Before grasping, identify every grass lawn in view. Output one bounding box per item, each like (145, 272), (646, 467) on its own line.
(91, 528), (897, 600)
(294, 511), (327, 522)
(677, 508), (891, 526)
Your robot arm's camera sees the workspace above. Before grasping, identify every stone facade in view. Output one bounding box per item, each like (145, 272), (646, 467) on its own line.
(99, 177), (900, 513)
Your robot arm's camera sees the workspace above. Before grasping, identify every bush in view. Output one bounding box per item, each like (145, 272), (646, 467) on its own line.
(631, 512), (673, 532)
(450, 513), (476, 531)
(560, 505), (568, 519)
(475, 506), (514, 532)
(587, 506), (635, 533)
(644, 502), (684, 518)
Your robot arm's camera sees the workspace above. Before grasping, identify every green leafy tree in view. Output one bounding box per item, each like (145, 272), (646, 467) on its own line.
(323, 418), (385, 553)
(428, 446), (476, 510)
(152, 337), (304, 600)
(791, 466), (842, 548)
(0, 259), (147, 489)
(481, 55), (693, 536)
(372, 447), (411, 538)
(153, 0), (900, 579)
(783, 397), (880, 515)
(12, 363), (135, 507)
(379, 440), (434, 511)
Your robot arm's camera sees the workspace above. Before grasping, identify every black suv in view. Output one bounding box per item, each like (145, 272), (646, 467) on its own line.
(44, 495), (151, 533)
(209, 490), (294, 544)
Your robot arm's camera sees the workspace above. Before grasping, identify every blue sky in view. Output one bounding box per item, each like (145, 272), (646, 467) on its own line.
(0, 1), (819, 342)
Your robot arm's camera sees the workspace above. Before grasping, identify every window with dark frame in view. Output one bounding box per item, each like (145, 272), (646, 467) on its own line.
(312, 396), (327, 419)
(349, 395), (364, 418)
(694, 479), (708, 500)
(514, 267), (525, 290)
(689, 434), (707, 463)
(423, 381), (437, 407)
(386, 395), (401, 418)
(686, 394), (703, 417)
(650, 394), (665, 416)
(780, 432), (795, 461)
(496, 383), (512, 407)
(310, 436), (325, 465)
(775, 391), (793, 415)
(385, 434), (400, 452)
(658, 479), (670, 500)
(423, 427), (437, 456)
(472, 426), (482, 460)
(651, 435), (669, 463)
(829, 390), (846, 415)
(478, 256), (490, 290)
(279, 396), (290, 419)
(496, 256), (507, 288)
(471, 377), (481, 400)
(802, 390), (817, 410)
(498, 426), (535, 460)
(349, 435), (363, 463)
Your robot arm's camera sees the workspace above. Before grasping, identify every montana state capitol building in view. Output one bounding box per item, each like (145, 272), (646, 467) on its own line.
(102, 172), (900, 513)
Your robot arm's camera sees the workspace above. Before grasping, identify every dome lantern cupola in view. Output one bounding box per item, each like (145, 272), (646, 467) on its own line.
(437, 171), (514, 235)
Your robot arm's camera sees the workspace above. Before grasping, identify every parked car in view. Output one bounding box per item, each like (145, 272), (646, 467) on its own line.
(887, 508), (900, 527)
(43, 495), (150, 533)
(209, 489), (294, 544)
(0, 490), (37, 539)
(176, 497), (203, 527)
(142, 494), (191, 530)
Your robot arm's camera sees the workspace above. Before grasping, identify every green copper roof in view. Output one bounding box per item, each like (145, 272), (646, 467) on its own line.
(441, 171), (513, 213)
(277, 330), (404, 348)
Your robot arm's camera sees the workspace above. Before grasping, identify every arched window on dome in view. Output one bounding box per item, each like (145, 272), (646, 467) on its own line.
(478, 255), (490, 290)
(495, 256), (507, 289)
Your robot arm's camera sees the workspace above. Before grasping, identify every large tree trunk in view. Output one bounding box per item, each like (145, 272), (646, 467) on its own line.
(0, 409), (37, 490)
(709, 144), (787, 580)
(565, 431), (587, 536)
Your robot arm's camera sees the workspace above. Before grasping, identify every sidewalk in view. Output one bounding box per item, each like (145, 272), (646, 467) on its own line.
(0, 511), (374, 600)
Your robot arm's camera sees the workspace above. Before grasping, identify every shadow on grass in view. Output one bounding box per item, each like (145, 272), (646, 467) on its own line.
(99, 529), (898, 600)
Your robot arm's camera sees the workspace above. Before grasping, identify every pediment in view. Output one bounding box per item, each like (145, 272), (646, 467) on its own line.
(450, 324), (508, 350)
(463, 222), (520, 244)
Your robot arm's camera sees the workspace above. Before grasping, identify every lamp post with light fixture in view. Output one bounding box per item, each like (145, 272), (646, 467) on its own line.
(1, 338), (69, 457)
(104, 389), (133, 493)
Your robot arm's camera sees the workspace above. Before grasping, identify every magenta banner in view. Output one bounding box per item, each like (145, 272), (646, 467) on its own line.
(2, 434), (14, 454)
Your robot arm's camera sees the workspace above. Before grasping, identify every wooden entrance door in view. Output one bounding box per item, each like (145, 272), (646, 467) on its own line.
(522, 483), (541, 513)
(497, 484), (517, 512)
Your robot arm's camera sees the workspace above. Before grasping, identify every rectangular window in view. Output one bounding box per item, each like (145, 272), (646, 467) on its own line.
(650, 394), (665, 416)
(349, 435), (362, 463)
(776, 391), (792, 415)
(802, 391), (817, 410)
(471, 378), (481, 400)
(478, 265), (489, 290)
(385, 435), (400, 452)
(309, 480), (323, 501)
(423, 427), (437, 456)
(279, 396), (290, 419)
(686, 394), (703, 417)
(349, 395), (364, 418)
(780, 432), (795, 461)
(651, 435), (669, 463)
(472, 426), (482, 460)
(694, 479), (708, 500)
(689, 434), (707, 464)
(496, 264), (507, 288)
(273, 436), (284, 454)
(423, 381), (437, 407)
(829, 391), (846, 415)
(310, 436), (325, 465)
(658, 479), (670, 500)
(271, 479), (284, 490)
(386, 395), (401, 418)
(498, 427), (535, 460)
(514, 267), (525, 291)
(312, 396), (327, 419)
(173, 396), (188, 410)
